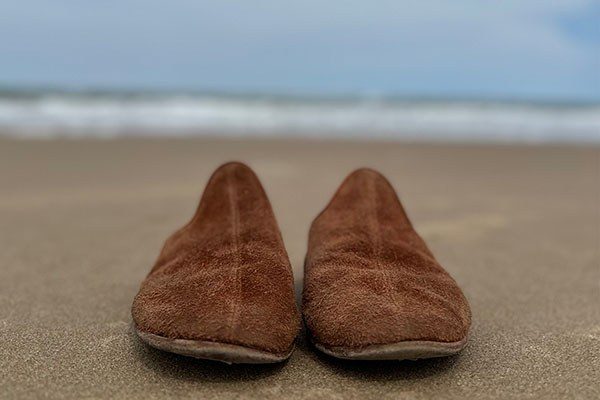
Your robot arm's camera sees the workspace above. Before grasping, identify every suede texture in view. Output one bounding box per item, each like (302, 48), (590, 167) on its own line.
(303, 168), (471, 349)
(132, 162), (300, 356)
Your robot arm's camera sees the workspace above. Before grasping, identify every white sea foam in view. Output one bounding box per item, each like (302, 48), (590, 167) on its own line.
(0, 93), (598, 143)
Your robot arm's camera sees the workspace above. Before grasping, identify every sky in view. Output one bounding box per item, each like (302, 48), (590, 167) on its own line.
(1, 0), (599, 101)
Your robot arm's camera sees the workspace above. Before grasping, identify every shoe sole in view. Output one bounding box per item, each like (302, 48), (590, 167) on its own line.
(313, 336), (468, 361)
(135, 328), (294, 364)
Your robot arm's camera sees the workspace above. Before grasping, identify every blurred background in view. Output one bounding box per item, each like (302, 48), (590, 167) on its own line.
(1, 0), (599, 142)
(1, 2), (599, 399)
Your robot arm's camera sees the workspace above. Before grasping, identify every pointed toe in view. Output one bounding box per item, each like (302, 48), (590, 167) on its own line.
(303, 168), (471, 360)
(131, 162), (300, 363)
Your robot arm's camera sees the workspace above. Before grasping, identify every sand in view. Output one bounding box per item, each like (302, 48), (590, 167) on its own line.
(0, 137), (598, 399)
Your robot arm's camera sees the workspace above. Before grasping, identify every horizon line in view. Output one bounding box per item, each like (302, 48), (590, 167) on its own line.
(1, 83), (599, 105)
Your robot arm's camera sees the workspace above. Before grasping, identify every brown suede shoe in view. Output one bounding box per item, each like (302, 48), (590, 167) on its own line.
(132, 162), (300, 364)
(303, 168), (471, 360)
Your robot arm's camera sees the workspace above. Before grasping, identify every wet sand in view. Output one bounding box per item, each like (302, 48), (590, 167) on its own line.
(0, 137), (598, 399)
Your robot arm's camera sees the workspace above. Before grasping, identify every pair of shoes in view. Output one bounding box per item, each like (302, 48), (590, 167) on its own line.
(131, 162), (471, 364)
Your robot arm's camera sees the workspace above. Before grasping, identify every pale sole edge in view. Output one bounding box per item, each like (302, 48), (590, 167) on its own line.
(313, 336), (468, 361)
(135, 329), (294, 364)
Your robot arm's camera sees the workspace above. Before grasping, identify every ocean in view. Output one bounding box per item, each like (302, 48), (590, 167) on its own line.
(0, 89), (598, 143)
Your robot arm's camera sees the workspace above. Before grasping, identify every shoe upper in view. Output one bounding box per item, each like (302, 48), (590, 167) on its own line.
(302, 168), (471, 349)
(132, 162), (300, 355)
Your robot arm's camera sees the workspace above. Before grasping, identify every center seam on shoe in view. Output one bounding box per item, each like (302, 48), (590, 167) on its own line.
(226, 172), (242, 339)
(367, 178), (398, 307)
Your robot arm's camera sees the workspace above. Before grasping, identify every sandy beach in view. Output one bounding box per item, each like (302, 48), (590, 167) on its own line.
(0, 137), (598, 399)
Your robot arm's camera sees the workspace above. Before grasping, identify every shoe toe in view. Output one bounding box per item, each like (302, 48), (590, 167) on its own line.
(304, 268), (470, 349)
